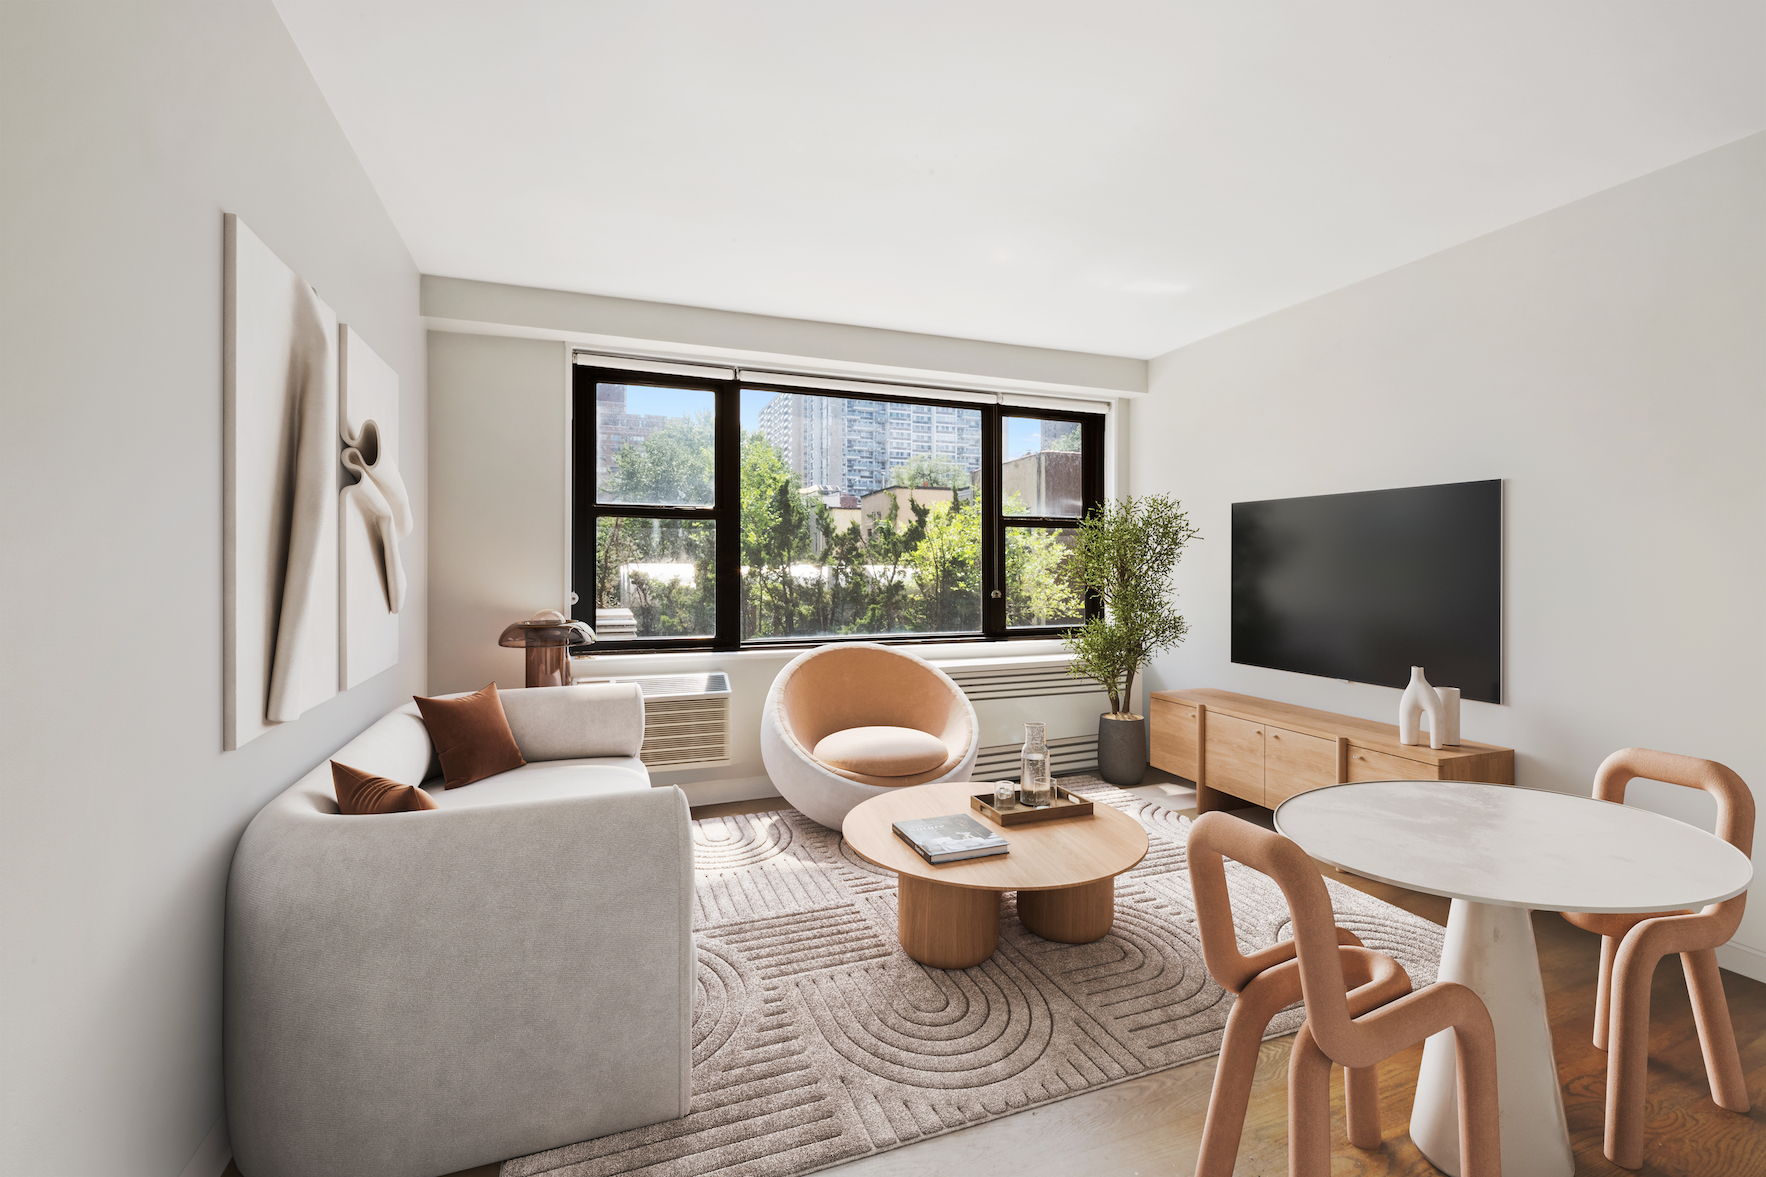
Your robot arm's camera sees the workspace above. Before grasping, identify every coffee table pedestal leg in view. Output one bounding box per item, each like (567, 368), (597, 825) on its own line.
(1017, 877), (1115, 943)
(898, 875), (1000, 968)
(1411, 899), (1573, 1177)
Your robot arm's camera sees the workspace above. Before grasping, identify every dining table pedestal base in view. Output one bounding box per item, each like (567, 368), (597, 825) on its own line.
(1411, 898), (1574, 1177)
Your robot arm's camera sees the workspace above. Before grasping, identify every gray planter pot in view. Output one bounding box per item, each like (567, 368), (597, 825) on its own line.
(1097, 713), (1148, 786)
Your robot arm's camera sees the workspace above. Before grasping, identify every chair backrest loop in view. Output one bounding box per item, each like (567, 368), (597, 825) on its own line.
(1187, 813), (1364, 1058)
(1592, 747), (1754, 924)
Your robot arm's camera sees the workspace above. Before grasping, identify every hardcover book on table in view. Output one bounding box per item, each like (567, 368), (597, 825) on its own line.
(892, 813), (1010, 864)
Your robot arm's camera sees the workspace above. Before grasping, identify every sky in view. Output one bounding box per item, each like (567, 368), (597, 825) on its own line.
(1004, 416), (1044, 460)
(611, 383), (772, 432)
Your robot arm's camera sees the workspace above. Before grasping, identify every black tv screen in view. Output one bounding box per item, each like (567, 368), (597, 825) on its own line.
(1232, 480), (1502, 703)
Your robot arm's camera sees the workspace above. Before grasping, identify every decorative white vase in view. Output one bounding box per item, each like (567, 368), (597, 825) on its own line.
(1398, 666), (1445, 749)
(1433, 687), (1461, 747)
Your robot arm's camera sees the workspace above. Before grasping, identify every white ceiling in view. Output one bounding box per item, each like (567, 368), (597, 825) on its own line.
(275, 1), (1766, 360)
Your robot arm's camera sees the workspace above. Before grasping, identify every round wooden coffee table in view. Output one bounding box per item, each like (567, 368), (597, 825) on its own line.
(842, 781), (1149, 969)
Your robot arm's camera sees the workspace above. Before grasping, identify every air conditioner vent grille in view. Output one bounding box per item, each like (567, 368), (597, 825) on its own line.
(582, 671), (732, 770)
(973, 734), (1100, 781)
(933, 654), (1109, 778)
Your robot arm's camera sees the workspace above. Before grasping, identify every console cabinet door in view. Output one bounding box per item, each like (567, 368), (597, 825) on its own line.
(1264, 727), (1340, 805)
(1204, 712), (1264, 806)
(1150, 698), (1201, 782)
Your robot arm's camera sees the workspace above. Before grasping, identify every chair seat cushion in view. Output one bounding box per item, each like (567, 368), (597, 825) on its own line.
(813, 726), (949, 778)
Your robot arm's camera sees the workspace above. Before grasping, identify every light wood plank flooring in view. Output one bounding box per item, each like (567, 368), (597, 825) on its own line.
(228, 791), (1765, 1177)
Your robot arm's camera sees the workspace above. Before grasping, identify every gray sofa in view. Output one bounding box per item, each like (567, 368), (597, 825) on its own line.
(225, 684), (694, 1177)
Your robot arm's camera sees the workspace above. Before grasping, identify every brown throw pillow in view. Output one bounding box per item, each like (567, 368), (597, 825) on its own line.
(413, 683), (526, 788)
(331, 761), (438, 814)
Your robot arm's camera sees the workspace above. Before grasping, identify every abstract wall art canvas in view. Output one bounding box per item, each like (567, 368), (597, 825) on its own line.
(223, 214), (339, 750)
(338, 324), (407, 689)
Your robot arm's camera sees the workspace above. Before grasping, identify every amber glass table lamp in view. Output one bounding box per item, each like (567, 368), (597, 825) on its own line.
(498, 610), (595, 687)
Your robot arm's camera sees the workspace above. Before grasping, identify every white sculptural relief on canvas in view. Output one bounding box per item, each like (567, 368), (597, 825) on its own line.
(223, 214), (339, 749)
(338, 325), (408, 689)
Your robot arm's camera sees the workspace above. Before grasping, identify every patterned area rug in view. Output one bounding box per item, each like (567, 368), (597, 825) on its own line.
(504, 778), (1443, 1177)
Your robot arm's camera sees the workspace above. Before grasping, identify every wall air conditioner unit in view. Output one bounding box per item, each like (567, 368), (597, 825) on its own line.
(580, 671), (732, 772)
(929, 654), (1110, 780)
(593, 608), (638, 640)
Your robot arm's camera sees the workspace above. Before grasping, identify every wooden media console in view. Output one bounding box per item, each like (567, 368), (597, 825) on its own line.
(1149, 688), (1514, 813)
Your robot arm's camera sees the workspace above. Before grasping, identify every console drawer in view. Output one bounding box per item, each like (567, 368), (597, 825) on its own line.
(1346, 745), (1438, 782)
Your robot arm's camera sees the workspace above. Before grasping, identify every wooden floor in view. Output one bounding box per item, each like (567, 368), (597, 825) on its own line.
(229, 793), (1765, 1177)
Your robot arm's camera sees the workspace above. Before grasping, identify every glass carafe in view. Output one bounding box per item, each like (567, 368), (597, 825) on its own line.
(1020, 722), (1053, 807)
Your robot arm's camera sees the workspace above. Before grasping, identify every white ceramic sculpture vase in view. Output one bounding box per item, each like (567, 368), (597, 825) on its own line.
(1398, 666), (1445, 750)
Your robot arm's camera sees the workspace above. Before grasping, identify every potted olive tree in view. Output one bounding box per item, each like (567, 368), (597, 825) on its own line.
(1064, 494), (1200, 785)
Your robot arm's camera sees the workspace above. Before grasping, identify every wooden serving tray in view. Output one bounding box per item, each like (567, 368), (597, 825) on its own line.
(971, 785), (1094, 826)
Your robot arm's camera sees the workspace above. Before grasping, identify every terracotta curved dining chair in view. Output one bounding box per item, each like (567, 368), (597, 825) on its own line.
(1561, 747), (1754, 1170)
(1188, 812), (1501, 1177)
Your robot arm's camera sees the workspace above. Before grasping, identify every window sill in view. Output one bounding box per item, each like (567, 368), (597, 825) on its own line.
(572, 635), (1071, 675)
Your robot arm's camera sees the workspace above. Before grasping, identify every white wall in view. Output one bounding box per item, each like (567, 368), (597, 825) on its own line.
(1130, 132), (1766, 977)
(0, 5), (425, 1175)
(424, 275), (1146, 398)
(428, 331), (570, 692)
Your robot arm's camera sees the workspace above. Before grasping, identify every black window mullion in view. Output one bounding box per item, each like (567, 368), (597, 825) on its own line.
(1081, 411), (1105, 623)
(980, 403), (1004, 636)
(570, 365), (596, 626)
(713, 379), (742, 649)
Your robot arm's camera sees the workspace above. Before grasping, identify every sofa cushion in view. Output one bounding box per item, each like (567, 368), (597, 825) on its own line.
(500, 682), (646, 761)
(330, 761), (438, 814)
(414, 683), (526, 787)
(425, 757), (652, 809)
(813, 726), (950, 779)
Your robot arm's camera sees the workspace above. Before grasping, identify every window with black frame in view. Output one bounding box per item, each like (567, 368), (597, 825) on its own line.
(572, 363), (1102, 650)
(998, 414), (1091, 629)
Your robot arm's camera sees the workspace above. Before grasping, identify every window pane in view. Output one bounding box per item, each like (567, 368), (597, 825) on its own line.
(593, 517), (715, 640)
(1002, 416), (1082, 517)
(596, 383), (715, 506)
(741, 389), (982, 638)
(1005, 525), (1083, 627)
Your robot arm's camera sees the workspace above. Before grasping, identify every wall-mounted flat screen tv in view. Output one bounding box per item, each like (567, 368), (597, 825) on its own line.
(1232, 480), (1502, 703)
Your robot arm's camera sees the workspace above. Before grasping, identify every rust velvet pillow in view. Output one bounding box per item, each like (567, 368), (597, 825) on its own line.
(331, 761), (439, 814)
(413, 683), (526, 788)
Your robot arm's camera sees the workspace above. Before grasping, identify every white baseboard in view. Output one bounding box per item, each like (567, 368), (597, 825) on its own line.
(178, 1115), (230, 1177)
(665, 774), (781, 808)
(1716, 939), (1766, 983)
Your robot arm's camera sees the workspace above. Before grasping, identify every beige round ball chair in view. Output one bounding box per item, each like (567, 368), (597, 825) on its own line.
(761, 643), (979, 831)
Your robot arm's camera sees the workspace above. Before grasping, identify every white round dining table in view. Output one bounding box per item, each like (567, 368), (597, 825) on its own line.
(1275, 780), (1752, 1177)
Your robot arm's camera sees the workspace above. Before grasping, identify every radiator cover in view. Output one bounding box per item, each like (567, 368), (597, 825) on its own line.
(930, 654), (1110, 782)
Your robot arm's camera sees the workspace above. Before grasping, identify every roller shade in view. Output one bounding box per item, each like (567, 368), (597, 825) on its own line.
(571, 350), (735, 382)
(570, 349), (1114, 413)
(737, 368), (1111, 414)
